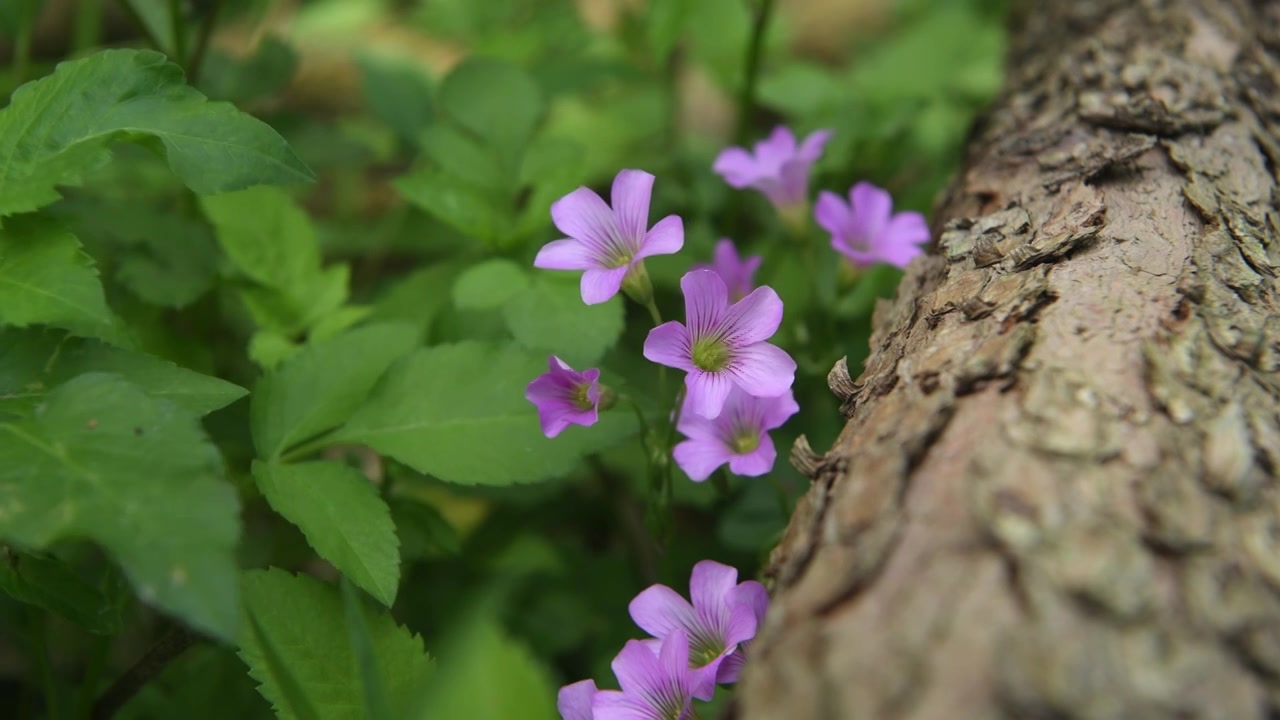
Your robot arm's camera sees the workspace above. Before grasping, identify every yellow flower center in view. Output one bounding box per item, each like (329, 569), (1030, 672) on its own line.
(691, 337), (730, 372)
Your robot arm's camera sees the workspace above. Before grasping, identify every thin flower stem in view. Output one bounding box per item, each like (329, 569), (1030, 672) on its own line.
(92, 626), (198, 720)
(168, 0), (187, 64)
(73, 0), (104, 52)
(643, 298), (663, 326)
(118, 0), (168, 54)
(279, 431), (339, 463)
(620, 394), (653, 442)
(734, 0), (778, 145)
(24, 607), (59, 720)
(186, 0), (223, 83)
(643, 299), (670, 405)
(12, 22), (32, 86)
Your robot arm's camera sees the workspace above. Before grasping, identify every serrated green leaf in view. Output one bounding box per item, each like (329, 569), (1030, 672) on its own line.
(504, 274), (623, 367)
(245, 606), (323, 720)
(340, 579), (395, 720)
(238, 569), (434, 720)
(452, 259), (528, 310)
(438, 57), (543, 156)
(0, 327), (246, 416)
(394, 168), (507, 244)
(331, 342), (637, 485)
(0, 374), (240, 640)
(0, 49), (313, 218)
(415, 614), (556, 720)
(253, 462), (400, 606)
(251, 322), (419, 459)
(0, 548), (122, 635)
(0, 216), (124, 344)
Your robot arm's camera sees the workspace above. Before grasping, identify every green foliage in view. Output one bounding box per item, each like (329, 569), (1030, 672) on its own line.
(0, 49), (313, 219)
(0, 548), (123, 635)
(0, 374), (240, 640)
(253, 461), (400, 606)
(333, 342), (638, 485)
(239, 569), (434, 720)
(503, 274), (625, 367)
(439, 57), (544, 163)
(416, 614), (557, 720)
(453, 259), (530, 310)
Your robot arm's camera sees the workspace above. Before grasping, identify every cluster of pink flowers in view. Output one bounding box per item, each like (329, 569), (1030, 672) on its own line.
(558, 561), (768, 719)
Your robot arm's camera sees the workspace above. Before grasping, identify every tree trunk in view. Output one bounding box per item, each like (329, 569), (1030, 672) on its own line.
(739, 1), (1280, 718)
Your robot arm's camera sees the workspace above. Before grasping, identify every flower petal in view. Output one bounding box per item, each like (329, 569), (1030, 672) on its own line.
(814, 190), (850, 238)
(722, 596), (761, 648)
(552, 186), (616, 249)
(636, 215), (684, 259)
(611, 638), (669, 697)
(611, 169), (655, 243)
(797, 128), (834, 161)
(727, 433), (776, 476)
(721, 285), (783, 346)
(629, 585), (697, 639)
(715, 649), (747, 685)
(754, 126), (797, 169)
(581, 267), (629, 305)
(757, 390), (800, 431)
(673, 437), (732, 481)
(850, 181), (893, 239)
(675, 404), (721, 442)
(728, 580), (770, 626)
(558, 679), (599, 720)
(686, 370), (732, 419)
(680, 269), (729, 339)
(658, 629), (691, 682)
(712, 147), (759, 187)
(643, 322), (693, 371)
(534, 238), (595, 271)
(689, 560), (738, 611)
(728, 343), (796, 398)
(591, 690), (652, 720)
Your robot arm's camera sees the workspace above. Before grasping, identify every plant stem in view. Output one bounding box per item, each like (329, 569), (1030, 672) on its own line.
(643, 299), (663, 327)
(92, 626), (198, 720)
(734, 0), (777, 145)
(186, 0), (222, 83)
(13, 23), (32, 86)
(279, 431), (339, 463)
(168, 0), (187, 63)
(24, 607), (59, 720)
(73, 0), (103, 53)
(117, 0), (168, 54)
(76, 633), (113, 720)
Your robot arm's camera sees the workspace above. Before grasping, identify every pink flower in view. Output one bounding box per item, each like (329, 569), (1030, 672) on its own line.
(535, 169), (684, 305)
(815, 181), (929, 269)
(673, 387), (798, 481)
(713, 126), (833, 209)
(524, 356), (601, 438)
(692, 239), (762, 303)
(628, 560), (769, 696)
(592, 631), (699, 720)
(558, 679), (598, 720)
(643, 270), (795, 420)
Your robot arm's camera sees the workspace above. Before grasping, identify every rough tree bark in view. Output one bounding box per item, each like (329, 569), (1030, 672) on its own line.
(739, 1), (1280, 718)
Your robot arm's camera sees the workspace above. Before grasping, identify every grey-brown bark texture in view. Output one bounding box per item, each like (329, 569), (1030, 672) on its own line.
(738, 1), (1280, 718)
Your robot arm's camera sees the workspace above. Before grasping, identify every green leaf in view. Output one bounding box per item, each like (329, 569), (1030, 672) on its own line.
(245, 606), (323, 720)
(0, 374), (240, 640)
(438, 57), (544, 157)
(418, 123), (507, 191)
(415, 615), (556, 720)
(253, 461), (400, 606)
(452, 259), (529, 311)
(388, 498), (460, 561)
(0, 49), (313, 218)
(0, 216), (122, 344)
(356, 52), (435, 144)
(251, 322), (419, 459)
(340, 579), (395, 720)
(239, 569), (434, 720)
(331, 342), (637, 486)
(647, 0), (693, 61)
(394, 168), (507, 244)
(367, 263), (460, 342)
(0, 328), (247, 416)
(201, 37), (299, 105)
(504, 274), (624, 367)
(0, 548), (122, 635)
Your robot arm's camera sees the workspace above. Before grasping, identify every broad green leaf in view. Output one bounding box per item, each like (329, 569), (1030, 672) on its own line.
(0, 328), (246, 416)
(503, 274), (624, 367)
(248, 331), (301, 371)
(356, 53), (435, 144)
(394, 168), (507, 244)
(241, 265), (351, 337)
(0, 49), (313, 218)
(452, 259), (528, 311)
(0, 548), (122, 635)
(0, 373), (240, 640)
(340, 579), (395, 720)
(418, 124), (507, 191)
(253, 462), (400, 606)
(331, 342), (637, 486)
(245, 607), (323, 720)
(367, 263), (460, 342)
(120, 0), (178, 56)
(239, 569), (434, 720)
(251, 322), (419, 458)
(438, 57), (544, 157)
(415, 615), (556, 720)
(201, 37), (298, 105)
(647, 0), (693, 61)
(0, 216), (123, 344)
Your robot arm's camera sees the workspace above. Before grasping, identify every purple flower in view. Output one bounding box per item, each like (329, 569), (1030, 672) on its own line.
(559, 679), (599, 720)
(692, 239), (762, 303)
(592, 631), (699, 720)
(525, 355), (601, 438)
(713, 126), (833, 209)
(673, 387), (798, 482)
(629, 561), (770, 695)
(643, 269), (795, 420)
(535, 169), (684, 305)
(815, 181), (930, 269)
